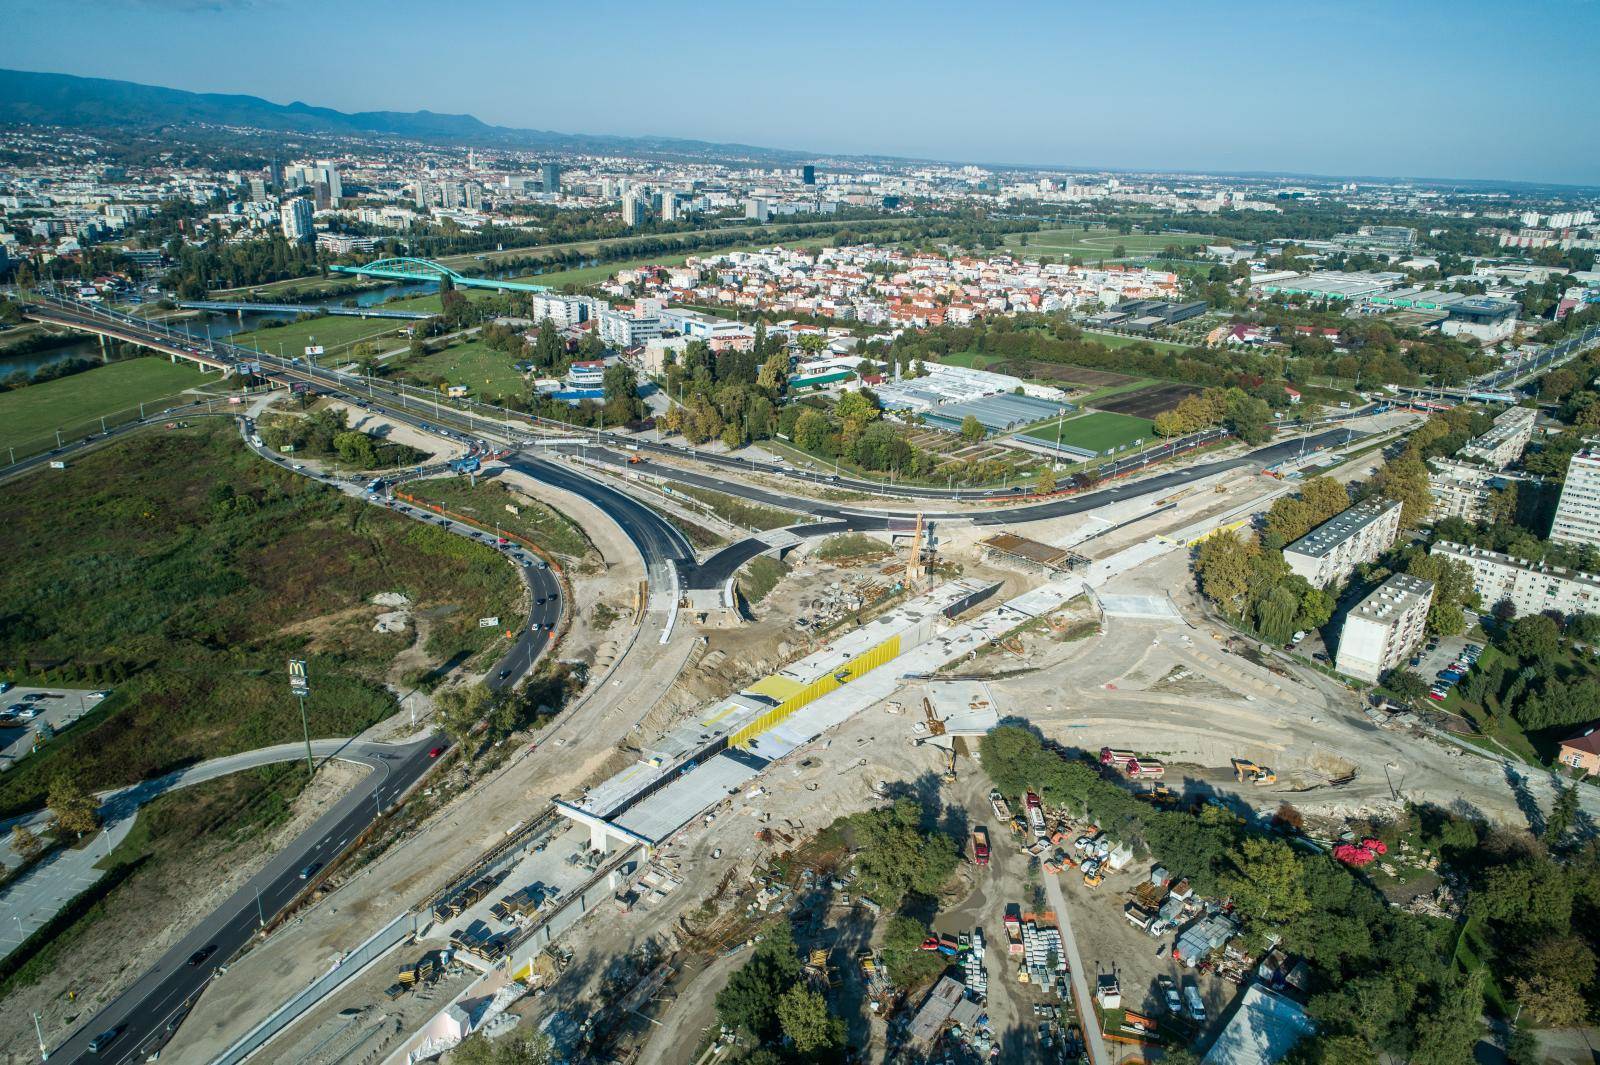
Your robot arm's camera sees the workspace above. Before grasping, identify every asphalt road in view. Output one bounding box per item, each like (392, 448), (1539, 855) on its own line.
(48, 737), (439, 1064)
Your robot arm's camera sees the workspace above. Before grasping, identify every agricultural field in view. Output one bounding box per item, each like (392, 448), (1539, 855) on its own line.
(1019, 409), (1155, 455)
(1093, 382), (1203, 419)
(1004, 226), (1213, 259)
(0, 357), (216, 454)
(0, 420), (522, 818)
(393, 338), (528, 403)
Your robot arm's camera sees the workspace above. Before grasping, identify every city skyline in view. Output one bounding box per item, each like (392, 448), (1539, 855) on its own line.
(2, 0), (1597, 186)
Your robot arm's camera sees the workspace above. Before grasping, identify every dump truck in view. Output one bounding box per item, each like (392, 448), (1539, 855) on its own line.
(1004, 909), (1024, 956)
(1099, 747), (1139, 770)
(972, 827), (991, 867)
(1123, 757), (1165, 778)
(989, 789), (1012, 822)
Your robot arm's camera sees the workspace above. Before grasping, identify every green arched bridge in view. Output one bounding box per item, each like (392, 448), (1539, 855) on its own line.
(330, 256), (552, 293)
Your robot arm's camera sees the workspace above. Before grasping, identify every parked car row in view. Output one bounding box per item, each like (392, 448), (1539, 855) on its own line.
(1427, 642), (1482, 701)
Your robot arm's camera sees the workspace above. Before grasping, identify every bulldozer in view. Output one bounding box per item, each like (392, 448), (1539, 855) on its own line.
(1232, 758), (1277, 785)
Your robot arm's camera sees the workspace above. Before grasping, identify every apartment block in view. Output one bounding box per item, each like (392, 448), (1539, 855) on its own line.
(528, 293), (598, 329)
(1458, 405), (1536, 469)
(1550, 450), (1600, 547)
(1430, 540), (1600, 618)
(1426, 459), (1524, 523)
(1335, 573), (1435, 684)
(596, 307), (663, 347)
(1282, 498), (1403, 588)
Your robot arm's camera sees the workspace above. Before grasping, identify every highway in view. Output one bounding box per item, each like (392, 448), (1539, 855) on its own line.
(47, 736), (441, 1065)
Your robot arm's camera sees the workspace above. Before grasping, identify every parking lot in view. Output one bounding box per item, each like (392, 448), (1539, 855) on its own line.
(1406, 628), (1481, 702)
(0, 684), (108, 771)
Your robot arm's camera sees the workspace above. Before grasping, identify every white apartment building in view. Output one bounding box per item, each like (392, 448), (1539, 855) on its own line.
(1426, 459), (1525, 523)
(278, 196), (314, 243)
(596, 307), (663, 347)
(528, 293), (598, 329)
(1457, 405), (1536, 469)
(1335, 573), (1435, 684)
(1431, 541), (1600, 618)
(1282, 498), (1403, 588)
(1550, 449), (1600, 548)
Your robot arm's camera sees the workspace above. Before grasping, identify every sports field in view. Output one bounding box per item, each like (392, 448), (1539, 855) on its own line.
(396, 339), (527, 401)
(0, 357), (214, 453)
(1006, 227), (1212, 259)
(1020, 410), (1154, 455)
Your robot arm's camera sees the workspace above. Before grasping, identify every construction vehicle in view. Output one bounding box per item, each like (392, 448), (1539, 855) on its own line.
(1083, 861), (1104, 888)
(1004, 909), (1025, 956)
(1123, 756), (1165, 779)
(627, 454), (644, 464)
(1099, 747), (1139, 770)
(989, 789), (1012, 822)
(971, 827), (991, 867)
(1232, 758), (1278, 785)
(941, 746), (957, 784)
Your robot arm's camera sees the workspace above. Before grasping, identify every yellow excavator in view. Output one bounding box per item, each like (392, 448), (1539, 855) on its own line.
(1232, 758), (1277, 785)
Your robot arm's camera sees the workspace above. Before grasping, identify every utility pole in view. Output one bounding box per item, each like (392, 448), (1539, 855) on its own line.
(33, 1011), (46, 1061)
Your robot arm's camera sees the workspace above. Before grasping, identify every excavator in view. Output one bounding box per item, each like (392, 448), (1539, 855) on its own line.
(1232, 758), (1278, 785)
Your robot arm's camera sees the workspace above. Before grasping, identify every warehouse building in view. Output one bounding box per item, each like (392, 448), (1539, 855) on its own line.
(1257, 271), (1405, 302)
(1088, 299), (1207, 333)
(1431, 541), (1600, 619)
(1335, 573), (1434, 684)
(1282, 498), (1403, 588)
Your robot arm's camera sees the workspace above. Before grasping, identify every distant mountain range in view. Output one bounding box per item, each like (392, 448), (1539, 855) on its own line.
(0, 67), (808, 161)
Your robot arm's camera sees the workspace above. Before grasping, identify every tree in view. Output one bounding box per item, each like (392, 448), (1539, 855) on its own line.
(776, 985), (844, 1055)
(757, 351), (788, 393)
(49, 775), (100, 837)
(10, 823), (44, 861)
(1222, 388), (1273, 444)
(1504, 614), (1560, 662)
(846, 798), (960, 908)
(1223, 837), (1310, 926)
(1511, 936), (1595, 1026)
(1374, 455), (1432, 526)
(450, 1031), (555, 1065)
(716, 925), (803, 1041)
(435, 684), (496, 750)
(1544, 781), (1581, 846)
(1194, 530), (1261, 616)
(794, 409), (833, 454)
(1296, 586), (1336, 630)
(882, 915), (947, 986)
(1037, 466), (1057, 494)
(959, 414), (987, 443)
(533, 318), (564, 369)
(332, 431), (378, 468)
(1382, 669), (1429, 702)
(1408, 972), (1485, 1065)
(1426, 602), (1465, 637)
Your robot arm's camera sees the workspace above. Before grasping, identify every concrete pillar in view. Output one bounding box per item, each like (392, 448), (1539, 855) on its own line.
(589, 822), (611, 853)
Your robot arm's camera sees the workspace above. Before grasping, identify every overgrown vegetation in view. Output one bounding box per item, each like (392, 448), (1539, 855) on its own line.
(402, 475), (592, 559)
(257, 406), (426, 469)
(0, 422), (520, 818)
(812, 533), (892, 562)
(676, 484), (802, 532)
(714, 924), (847, 1063)
(738, 556), (790, 605)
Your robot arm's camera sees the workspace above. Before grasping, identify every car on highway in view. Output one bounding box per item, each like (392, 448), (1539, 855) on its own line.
(498, 669), (511, 681)
(429, 746), (445, 758)
(298, 861), (322, 880)
(87, 1025), (125, 1053)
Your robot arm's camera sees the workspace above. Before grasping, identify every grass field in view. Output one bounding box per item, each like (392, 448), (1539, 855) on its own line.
(1084, 330), (1194, 354)
(1020, 410), (1155, 454)
(402, 476), (592, 559)
(0, 358), (215, 453)
(0, 421), (521, 818)
(395, 339), (528, 402)
(1005, 227), (1212, 259)
(937, 351), (1007, 370)
(228, 314), (413, 361)
(501, 235), (836, 291)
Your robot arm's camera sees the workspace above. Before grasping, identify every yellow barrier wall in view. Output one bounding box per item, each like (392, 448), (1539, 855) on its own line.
(728, 635), (901, 749)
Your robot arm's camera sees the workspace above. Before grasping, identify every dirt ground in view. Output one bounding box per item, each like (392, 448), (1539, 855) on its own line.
(0, 759), (366, 1060)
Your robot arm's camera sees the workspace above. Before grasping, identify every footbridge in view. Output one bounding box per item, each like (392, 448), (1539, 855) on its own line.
(330, 256), (551, 293)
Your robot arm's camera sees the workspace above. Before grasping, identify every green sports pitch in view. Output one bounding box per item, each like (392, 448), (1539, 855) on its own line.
(1020, 410), (1155, 455)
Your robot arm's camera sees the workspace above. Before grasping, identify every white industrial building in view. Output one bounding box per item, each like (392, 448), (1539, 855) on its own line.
(1335, 573), (1434, 684)
(1282, 498), (1402, 588)
(1431, 541), (1600, 619)
(1551, 449), (1600, 548)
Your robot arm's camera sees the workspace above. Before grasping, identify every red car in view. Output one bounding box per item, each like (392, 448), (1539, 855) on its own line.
(428, 746), (444, 758)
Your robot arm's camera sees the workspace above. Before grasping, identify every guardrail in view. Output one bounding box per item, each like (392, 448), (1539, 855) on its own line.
(213, 910), (419, 1065)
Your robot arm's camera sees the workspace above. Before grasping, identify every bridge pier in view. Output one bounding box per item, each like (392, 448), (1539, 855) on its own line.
(98, 333), (108, 365)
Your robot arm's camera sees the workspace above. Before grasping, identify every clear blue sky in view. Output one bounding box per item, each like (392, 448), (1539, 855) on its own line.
(3, 0), (1597, 186)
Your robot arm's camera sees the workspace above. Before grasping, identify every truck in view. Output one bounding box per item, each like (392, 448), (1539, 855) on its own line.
(1099, 747), (1138, 770)
(1123, 757), (1165, 778)
(1004, 909), (1025, 956)
(989, 789), (1012, 822)
(1025, 791), (1047, 841)
(971, 827), (991, 867)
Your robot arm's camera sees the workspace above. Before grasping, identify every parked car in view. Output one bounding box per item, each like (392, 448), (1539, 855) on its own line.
(1427, 687), (1448, 701)
(1183, 984), (1207, 1023)
(1160, 975), (1182, 1015)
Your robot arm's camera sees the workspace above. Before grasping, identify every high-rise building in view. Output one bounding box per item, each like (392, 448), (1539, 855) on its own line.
(660, 192), (679, 222)
(1550, 450), (1600, 547)
(266, 160), (284, 188)
(248, 177), (269, 203)
(279, 197), (315, 243)
(1282, 498), (1402, 588)
(1335, 573), (1434, 684)
(542, 162), (561, 194)
(745, 198), (769, 222)
(802, 165), (816, 185)
(621, 190), (650, 226)
(315, 160), (342, 203)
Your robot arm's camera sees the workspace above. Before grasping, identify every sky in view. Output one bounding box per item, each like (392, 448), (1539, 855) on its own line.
(2, 0), (1597, 187)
